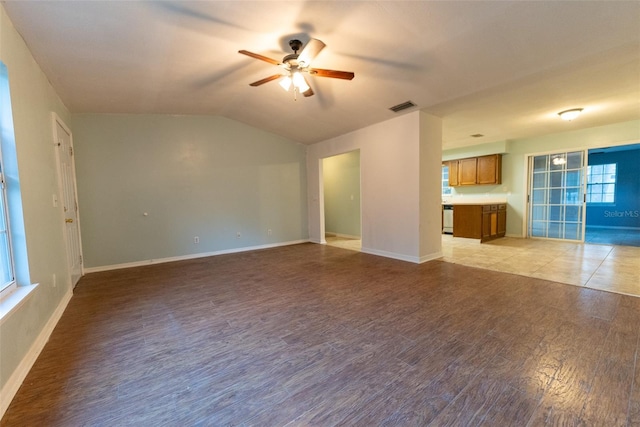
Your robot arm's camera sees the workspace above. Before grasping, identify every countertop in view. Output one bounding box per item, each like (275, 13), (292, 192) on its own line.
(442, 201), (507, 206)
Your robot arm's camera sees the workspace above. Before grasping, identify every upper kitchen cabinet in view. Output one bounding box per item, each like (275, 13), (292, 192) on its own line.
(477, 154), (502, 185)
(446, 154), (502, 186)
(458, 158), (478, 185)
(447, 160), (459, 186)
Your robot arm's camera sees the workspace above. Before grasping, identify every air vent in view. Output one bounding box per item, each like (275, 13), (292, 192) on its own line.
(389, 101), (417, 113)
(471, 134), (484, 138)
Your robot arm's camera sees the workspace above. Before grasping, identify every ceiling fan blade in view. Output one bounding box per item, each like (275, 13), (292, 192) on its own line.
(308, 68), (355, 80)
(297, 38), (326, 67)
(301, 75), (314, 97)
(249, 74), (282, 87)
(238, 50), (281, 66)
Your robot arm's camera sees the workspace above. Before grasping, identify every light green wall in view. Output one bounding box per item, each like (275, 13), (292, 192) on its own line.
(0, 4), (73, 394)
(443, 140), (508, 161)
(323, 150), (361, 237)
(72, 114), (308, 268)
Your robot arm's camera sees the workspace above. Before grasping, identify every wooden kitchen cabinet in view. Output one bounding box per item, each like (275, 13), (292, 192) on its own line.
(458, 158), (478, 186)
(446, 160), (459, 186)
(453, 205), (483, 239)
(477, 154), (502, 185)
(444, 154), (502, 186)
(497, 205), (507, 235)
(454, 203), (506, 242)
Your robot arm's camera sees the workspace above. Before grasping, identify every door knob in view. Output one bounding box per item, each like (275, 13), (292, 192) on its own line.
(65, 218), (73, 223)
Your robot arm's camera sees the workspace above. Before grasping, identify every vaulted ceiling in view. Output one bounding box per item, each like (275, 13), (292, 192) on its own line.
(3, 1), (639, 148)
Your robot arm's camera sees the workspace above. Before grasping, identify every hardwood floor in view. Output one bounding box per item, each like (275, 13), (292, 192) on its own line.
(3, 243), (639, 426)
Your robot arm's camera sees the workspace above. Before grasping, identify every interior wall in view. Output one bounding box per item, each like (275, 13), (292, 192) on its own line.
(419, 112), (445, 262)
(72, 114), (308, 269)
(0, 3), (73, 398)
(322, 150), (360, 238)
(587, 148), (640, 228)
(308, 111), (442, 263)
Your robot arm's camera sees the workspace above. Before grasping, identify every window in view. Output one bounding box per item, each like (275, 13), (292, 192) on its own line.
(0, 166), (15, 298)
(587, 163), (617, 203)
(442, 165), (452, 196)
(0, 61), (18, 300)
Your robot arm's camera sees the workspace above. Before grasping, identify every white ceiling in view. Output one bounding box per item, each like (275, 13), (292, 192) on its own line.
(3, 1), (639, 148)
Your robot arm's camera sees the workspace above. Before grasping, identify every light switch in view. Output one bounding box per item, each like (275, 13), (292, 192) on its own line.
(52, 194), (58, 208)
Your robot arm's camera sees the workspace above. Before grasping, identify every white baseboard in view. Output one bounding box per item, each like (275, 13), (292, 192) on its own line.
(419, 250), (444, 264)
(325, 232), (361, 240)
(84, 239), (309, 273)
(0, 288), (73, 419)
(361, 246), (421, 264)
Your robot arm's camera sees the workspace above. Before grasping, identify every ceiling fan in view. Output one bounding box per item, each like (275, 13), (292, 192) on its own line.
(239, 38), (355, 98)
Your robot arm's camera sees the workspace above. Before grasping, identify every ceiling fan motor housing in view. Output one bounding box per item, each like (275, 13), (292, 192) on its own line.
(289, 39), (303, 53)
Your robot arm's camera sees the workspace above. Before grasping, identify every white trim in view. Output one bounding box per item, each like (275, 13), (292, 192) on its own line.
(361, 246), (421, 264)
(0, 283), (37, 325)
(0, 288), (72, 419)
(419, 250), (444, 264)
(84, 240), (309, 273)
(324, 232), (361, 240)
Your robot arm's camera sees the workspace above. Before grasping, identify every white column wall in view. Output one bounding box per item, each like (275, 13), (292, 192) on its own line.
(419, 112), (444, 262)
(308, 111), (442, 263)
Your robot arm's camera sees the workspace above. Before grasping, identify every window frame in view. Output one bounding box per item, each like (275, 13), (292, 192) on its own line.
(442, 164), (452, 197)
(0, 124), (15, 300)
(586, 163), (617, 205)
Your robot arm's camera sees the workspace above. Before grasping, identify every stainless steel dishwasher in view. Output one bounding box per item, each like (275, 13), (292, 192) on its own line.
(442, 204), (454, 234)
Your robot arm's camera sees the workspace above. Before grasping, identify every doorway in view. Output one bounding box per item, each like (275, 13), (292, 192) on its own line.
(585, 143), (640, 247)
(322, 150), (361, 251)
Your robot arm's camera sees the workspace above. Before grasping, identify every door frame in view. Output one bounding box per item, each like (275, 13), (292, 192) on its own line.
(52, 113), (84, 287)
(524, 148), (588, 242)
(320, 149), (362, 244)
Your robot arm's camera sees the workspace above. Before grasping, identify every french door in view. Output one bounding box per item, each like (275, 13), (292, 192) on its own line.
(528, 150), (585, 241)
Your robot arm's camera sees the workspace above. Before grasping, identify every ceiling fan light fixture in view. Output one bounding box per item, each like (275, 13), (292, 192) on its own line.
(558, 108), (583, 121)
(292, 72), (310, 92)
(279, 76), (292, 91)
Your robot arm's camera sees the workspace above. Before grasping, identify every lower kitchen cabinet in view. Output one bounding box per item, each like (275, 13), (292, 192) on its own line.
(453, 203), (506, 242)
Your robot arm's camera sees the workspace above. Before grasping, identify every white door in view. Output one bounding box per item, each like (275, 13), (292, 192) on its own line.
(54, 116), (83, 287)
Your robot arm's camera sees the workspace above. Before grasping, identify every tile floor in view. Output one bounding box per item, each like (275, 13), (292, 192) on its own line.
(325, 234), (640, 298)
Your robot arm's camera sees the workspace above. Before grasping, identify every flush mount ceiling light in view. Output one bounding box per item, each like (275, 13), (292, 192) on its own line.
(558, 108), (583, 121)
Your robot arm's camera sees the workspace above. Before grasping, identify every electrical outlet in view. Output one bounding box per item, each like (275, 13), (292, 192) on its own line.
(236, 232), (241, 239)
(268, 229), (272, 236)
(194, 236), (199, 244)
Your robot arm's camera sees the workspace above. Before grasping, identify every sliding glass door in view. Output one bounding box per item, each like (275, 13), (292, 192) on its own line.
(528, 151), (585, 241)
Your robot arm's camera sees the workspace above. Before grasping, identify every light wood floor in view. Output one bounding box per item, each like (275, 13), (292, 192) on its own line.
(2, 243), (640, 425)
(327, 235), (640, 297)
